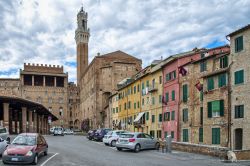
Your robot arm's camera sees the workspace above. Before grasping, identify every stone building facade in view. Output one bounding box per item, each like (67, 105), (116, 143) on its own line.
(228, 25), (250, 150)
(68, 82), (80, 129)
(179, 46), (230, 146)
(75, 8), (142, 129)
(20, 63), (68, 127)
(0, 78), (21, 97)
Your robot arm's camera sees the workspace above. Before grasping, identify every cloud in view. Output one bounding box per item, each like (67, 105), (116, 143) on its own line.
(0, 0), (249, 82)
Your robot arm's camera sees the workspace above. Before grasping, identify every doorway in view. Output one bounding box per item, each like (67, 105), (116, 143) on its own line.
(235, 128), (243, 150)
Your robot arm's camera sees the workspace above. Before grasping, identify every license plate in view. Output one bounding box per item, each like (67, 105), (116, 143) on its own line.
(11, 158), (18, 161)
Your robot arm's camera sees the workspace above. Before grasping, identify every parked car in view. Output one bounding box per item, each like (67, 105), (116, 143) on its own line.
(103, 130), (127, 147)
(0, 127), (10, 143)
(87, 129), (96, 140)
(0, 137), (8, 155)
(49, 127), (55, 134)
(93, 128), (112, 141)
(64, 129), (74, 135)
(53, 127), (64, 136)
(116, 132), (159, 153)
(2, 133), (48, 165)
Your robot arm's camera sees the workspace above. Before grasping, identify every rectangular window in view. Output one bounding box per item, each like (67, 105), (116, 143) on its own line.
(208, 100), (224, 118)
(235, 70), (244, 85)
(165, 92), (169, 103)
(146, 112), (149, 120)
(212, 128), (220, 144)
(142, 98), (144, 106)
(199, 128), (203, 143)
(159, 76), (162, 84)
(137, 84), (140, 92)
(164, 132), (168, 138)
(200, 61), (207, 72)
(157, 130), (162, 138)
(183, 84), (188, 102)
(134, 102), (136, 109)
(183, 109), (188, 122)
(171, 131), (174, 139)
(137, 101), (140, 108)
(152, 97), (155, 105)
(220, 56), (228, 68)
(207, 77), (214, 91)
(159, 114), (162, 122)
(164, 112), (170, 121)
(150, 130), (155, 138)
(200, 107), (203, 125)
(173, 71), (176, 79)
(172, 90), (175, 101)
(183, 129), (189, 142)
(171, 111), (175, 121)
(235, 36), (243, 52)
(152, 115), (155, 123)
(116, 107), (118, 113)
(142, 82), (145, 90)
(146, 80), (149, 87)
(113, 108), (115, 114)
(128, 101), (131, 109)
(134, 86), (136, 94)
(200, 91), (203, 101)
(218, 73), (227, 87)
(235, 105), (244, 118)
(159, 95), (162, 103)
(124, 103), (126, 110)
(119, 105), (121, 112)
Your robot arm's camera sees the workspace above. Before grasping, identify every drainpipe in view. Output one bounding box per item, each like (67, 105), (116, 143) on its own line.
(228, 61), (233, 150)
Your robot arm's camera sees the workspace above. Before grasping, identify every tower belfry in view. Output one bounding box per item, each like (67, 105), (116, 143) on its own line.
(75, 7), (90, 85)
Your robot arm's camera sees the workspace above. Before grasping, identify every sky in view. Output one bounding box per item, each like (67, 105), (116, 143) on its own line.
(0, 0), (249, 82)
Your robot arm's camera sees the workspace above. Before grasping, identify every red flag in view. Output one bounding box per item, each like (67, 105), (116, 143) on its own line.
(179, 66), (187, 76)
(195, 82), (203, 91)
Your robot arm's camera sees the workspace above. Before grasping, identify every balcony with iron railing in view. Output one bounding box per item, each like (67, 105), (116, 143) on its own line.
(148, 83), (158, 92)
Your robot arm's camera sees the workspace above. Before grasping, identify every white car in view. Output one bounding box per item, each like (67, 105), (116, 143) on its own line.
(103, 130), (127, 147)
(64, 129), (74, 135)
(0, 137), (8, 154)
(53, 127), (64, 136)
(0, 127), (10, 143)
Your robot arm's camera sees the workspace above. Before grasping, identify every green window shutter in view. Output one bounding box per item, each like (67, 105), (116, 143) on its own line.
(142, 98), (144, 106)
(134, 86), (136, 94)
(235, 36), (243, 52)
(152, 115), (155, 123)
(164, 132), (168, 138)
(207, 77), (214, 91)
(208, 102), (212, 118)
(183, 129), (188, 142)
(142, 83), (145, 90)
(171, 111), (175, 120)
(183, 84), (188, 102)
(146, 80), (149, 87)
(200, 107), (203, 125)
(200, 91), (203, 101)
(199, 128), (203, 142)
(220, 100), (224, 116)
(128, 101), (131, 109)
(166, 92), (169, 102)
(134, 102), (136, 109)
(235, 70), (244, 84)
(159, 95), (162, 103)
(137, 84), (140, 92)
(171, 131), (174, 139)
(159, 114), (162, 122)
(183, 109), (188, 122)
(218, 73), (227, 87)
(116, 107), (118, 113)
(146, 112), (149, 120)
(137, 101), (140, 108)
(172, 90), (175, 101)
(173, 71), (176, 79)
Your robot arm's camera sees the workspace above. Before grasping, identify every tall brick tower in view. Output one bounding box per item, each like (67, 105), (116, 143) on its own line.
(75, 7), (90, 85)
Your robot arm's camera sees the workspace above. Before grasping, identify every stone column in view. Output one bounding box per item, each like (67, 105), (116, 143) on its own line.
(29, 111), (33, 132)
(43, 118), (47, 134)
(22, 107), (27, 133)
(32, 75), (34, 86)
(41, 115), (44, 134)
(3, 103), (9, 129)
(43, 76), (46, 87)
(33, 113), (37, 133)
(54, 77), (57, 87)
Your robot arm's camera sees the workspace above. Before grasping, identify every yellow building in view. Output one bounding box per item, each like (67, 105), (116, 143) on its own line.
(110, 93), (119, 130)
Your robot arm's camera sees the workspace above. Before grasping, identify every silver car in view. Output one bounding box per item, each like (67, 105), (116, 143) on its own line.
(116, 132), (159, 152)
(0, 137), (8, 154)
(0, 127), (10, 143)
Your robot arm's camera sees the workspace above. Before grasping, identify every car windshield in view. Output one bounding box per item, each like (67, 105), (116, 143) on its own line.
(0, 128), (7, 134)
(120, 134), (134, 138)
(106, 131), (112, 135)
(12, 135), (36, 146)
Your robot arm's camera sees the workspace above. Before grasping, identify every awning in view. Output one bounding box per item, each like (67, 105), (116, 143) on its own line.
(134, 112), (145, 123)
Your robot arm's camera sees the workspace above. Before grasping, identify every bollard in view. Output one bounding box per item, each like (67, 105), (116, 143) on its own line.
(166, 135), (172, 153)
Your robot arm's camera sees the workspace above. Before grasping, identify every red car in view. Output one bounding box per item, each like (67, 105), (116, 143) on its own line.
(2, 133), (48, 165)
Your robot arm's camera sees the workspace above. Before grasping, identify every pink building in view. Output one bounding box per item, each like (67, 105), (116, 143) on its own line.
(162, 46), (230, 141)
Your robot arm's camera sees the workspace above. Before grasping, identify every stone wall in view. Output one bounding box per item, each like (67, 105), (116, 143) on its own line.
(24, 63), (64, 74)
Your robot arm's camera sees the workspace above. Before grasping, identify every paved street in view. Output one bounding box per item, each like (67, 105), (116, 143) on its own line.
(1, 135), (250, 166)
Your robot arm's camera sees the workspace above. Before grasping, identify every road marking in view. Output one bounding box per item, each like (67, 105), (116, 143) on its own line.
(92, 141), (104, 146)
(40, 153), (59, 166)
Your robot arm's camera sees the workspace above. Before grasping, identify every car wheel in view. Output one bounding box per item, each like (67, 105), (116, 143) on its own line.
(32, 154), (38, 165)
(155, 142), (160, 150)
(44, 148), (48, 156)
(117, 147), (122, 151)
(104, 143), (109, 146)
(134, 144), (141, 153)
(111, 140), (116, 147)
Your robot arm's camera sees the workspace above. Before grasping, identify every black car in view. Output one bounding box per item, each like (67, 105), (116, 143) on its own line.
(87, 129), (96, 140)
(93, 128), (112, 141)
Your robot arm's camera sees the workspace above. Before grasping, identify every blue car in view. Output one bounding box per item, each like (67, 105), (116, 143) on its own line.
(93, 128), (112, 141)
